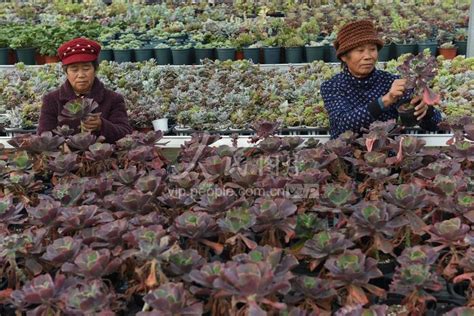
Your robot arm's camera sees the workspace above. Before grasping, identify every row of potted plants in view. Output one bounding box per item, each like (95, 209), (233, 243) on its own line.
(0, 118), (474, 314)
(0, 1), (469, 64)
(0, 54), (472, 132)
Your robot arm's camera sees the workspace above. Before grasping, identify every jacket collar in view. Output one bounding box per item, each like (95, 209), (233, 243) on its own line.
(340, 65), (379, 90)
(58, 77), (105, 103)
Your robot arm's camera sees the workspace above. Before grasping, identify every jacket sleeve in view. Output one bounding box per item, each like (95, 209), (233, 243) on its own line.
(99, 94), (133, 143)
(37, 94), (59, 135)
(321, 81), (395, 138)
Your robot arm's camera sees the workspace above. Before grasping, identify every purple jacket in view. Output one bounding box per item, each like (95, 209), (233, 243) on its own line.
(37, 78), (133, 143)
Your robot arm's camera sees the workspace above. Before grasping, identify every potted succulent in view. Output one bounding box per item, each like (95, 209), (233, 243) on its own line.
(98, 43), (114, 62)
(262, 36), (281, 64)
(214, 40), (236, 62)
(453, 28), (467, 56)
(4, 107), (37, 136)
(416, 33), (437, 58)
(304, 40), (325, 63)
(390, 14), (418, 57)
(438, 42), (457, 59)
(323, 32), (338, 63)
(392, 36), (418, 58)
(134, 41), (154, 62)
(233, 32), (257, 61)
(436, 30), (457, 59)
(58, 98), (100, 132)
(281, 32), (305, 64)
(153, 42), (172, 65)
(110, 34), (142, 63)
(150, 100), (170, 133)
(171, 42), (193, 65)
(243, 42), (261, 64)
(396, 52), (440, 126)
(9, 25), (38, 65)
(0, 27), (11, 65)
(193, 42), (215, 64)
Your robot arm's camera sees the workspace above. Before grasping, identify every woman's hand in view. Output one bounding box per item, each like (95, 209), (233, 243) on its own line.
(381, 79), (407, 108)
(82, 113), (102, 132)
(411, 96), (429, 121)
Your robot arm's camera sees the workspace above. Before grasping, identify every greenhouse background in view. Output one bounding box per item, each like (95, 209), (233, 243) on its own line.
(0, 1), (473, 315)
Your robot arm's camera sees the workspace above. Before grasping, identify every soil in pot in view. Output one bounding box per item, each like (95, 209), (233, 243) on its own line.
(398, 103), (418, 127)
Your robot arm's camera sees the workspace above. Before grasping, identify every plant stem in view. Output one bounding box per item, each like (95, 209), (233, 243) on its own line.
(405, 228), (411, 248)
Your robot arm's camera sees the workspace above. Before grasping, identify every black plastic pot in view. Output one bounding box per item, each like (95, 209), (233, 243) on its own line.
(0, 47), (9, 65)
(447, 280), (469, 303)
(378, 45), (391, 61)
(455, 40), (467, 56)
(263, 47), (281, 64)
(98, 49), (113, 62)
(417, 42), (437, 56)
(194, 48), (214, 64)
(242, 47), (260, 63)
(284, 47), (303, 63)
(398, 104), (418, 127)
(153, 47), (172, 65)
(15, 47), (36, 65)
(134, 48), (153, 62)
(394, 43), (417, 57)
(0, 303), (16, 316)
(113, 49), (133, 63)
(304, 46), (324, 62)
(171, 48), (192, 65)
(215, 48), (236, 61)
(325, 45), (338, 62)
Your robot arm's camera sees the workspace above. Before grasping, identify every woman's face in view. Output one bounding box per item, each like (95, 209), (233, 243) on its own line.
(341, 43), (378, 78)
(66, 62), (95, 94)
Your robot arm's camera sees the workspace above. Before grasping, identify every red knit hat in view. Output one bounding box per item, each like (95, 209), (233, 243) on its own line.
(58, 37), (101, 65)
(334, 20), (384, 59)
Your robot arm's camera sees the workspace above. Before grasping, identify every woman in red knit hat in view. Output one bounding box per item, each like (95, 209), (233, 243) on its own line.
(37, 37), (132, 143)
(321, 20), (442, 139)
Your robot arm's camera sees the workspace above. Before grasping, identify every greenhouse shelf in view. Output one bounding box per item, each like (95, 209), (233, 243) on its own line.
(0, 134), (454, 149)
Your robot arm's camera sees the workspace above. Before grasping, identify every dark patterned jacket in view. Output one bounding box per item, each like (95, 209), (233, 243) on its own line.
(321, 67), (442, 139)
(37, 78), (133, 143)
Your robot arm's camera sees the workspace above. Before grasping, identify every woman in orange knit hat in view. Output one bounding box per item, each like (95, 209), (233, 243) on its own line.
(37, 37), (132, 143)
(321, 20), (441, 139)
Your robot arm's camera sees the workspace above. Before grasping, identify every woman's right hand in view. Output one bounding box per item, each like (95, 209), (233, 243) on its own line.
(381, 79), (407, 108)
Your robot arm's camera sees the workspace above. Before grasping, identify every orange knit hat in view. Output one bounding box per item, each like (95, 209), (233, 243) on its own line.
(334, 20), (384, 59)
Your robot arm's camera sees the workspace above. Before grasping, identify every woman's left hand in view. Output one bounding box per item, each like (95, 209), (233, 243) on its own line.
(82, 113), (102, 132)
(411, 96), (429, 121)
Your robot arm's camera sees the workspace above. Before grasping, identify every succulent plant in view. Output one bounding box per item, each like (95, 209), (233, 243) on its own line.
(212, 260), (291, 314)
(138, 282), (203, 316)
(291, 276), (336, 301)
(58, 98), (99, 123)
(426, 217), (470, 247)
(396, 52), (440, 106)
(301, 230), (354, 270)
(0, 195), (25, 225)
(389, 263), (442, 295)
(167, 249), (206, 278)
(324, 249), (384, 305)
(11, 273), (77, 315)
(41, 236), (82, 267)
(62, 247), (121, 279)
(334, 304), (389, 316)
(63, 279), (116, 315)
(66, 132), (101, 152)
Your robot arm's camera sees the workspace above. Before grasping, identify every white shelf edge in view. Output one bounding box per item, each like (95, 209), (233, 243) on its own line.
(0, 134), (454, 149)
